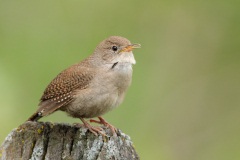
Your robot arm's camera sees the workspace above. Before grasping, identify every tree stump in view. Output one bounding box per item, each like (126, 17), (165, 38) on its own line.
(0, 121), (139, 160)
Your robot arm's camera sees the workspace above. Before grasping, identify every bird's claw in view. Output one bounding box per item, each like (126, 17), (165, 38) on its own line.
(79, 118), (106, 136)
(90, 117), (117, 136)
(84, 123), (106, 136)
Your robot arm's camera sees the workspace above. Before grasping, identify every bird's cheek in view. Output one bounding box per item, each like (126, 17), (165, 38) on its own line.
(102, 53), (114, 61)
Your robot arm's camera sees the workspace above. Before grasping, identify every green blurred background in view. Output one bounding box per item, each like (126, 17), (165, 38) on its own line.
(1, 0), (240, 159)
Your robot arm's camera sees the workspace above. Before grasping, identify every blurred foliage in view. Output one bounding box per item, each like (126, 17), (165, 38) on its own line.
(0, 0), (240, 159)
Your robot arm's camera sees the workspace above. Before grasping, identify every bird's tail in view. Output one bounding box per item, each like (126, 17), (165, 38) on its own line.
(26, 112), (42, 122)
(27, 98), (72, 122)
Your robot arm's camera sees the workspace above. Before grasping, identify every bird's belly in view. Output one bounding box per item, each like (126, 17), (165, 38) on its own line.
(61, 88), (124, 118)
(61, 67), (132, 118)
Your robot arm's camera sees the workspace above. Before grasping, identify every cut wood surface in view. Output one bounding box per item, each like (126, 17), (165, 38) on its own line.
(0, 121), (139, 160)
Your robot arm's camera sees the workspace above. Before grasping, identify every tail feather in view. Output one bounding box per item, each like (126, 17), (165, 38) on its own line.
(27, 112), (42, 121)
(27, 98), (73, 122)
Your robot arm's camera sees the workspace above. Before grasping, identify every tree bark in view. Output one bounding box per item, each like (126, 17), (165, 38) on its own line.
(0, 121), (139, 160)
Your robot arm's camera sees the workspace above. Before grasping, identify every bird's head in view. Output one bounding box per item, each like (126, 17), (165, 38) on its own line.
(93, 36), (140, 67)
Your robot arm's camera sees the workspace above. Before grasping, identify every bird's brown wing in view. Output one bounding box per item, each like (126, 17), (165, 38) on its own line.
(28, 65), (95, 121)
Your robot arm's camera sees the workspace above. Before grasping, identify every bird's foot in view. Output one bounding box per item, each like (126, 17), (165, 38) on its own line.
(90, 117), (117, 136)
(79, 118), (106, 136)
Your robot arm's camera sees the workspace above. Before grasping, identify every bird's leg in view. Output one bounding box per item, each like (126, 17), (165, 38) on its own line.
(80, 118), (106, 136)
(90, 117), (117, 136)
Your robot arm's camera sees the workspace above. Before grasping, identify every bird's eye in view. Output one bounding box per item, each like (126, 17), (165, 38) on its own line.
(111, 46), (118, 51)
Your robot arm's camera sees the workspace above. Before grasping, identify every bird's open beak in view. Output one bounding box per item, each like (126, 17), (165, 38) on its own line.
(120, 44), (141, 53)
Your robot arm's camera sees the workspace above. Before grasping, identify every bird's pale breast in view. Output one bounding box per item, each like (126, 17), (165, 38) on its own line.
(61, 63), (133, 118)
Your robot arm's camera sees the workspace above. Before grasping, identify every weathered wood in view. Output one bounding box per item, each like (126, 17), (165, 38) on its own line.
(0, 121), (139, 160)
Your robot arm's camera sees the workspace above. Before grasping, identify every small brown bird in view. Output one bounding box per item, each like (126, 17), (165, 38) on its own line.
(27, 36), (140, 136)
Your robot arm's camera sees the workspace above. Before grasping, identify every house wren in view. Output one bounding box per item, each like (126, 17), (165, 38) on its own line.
(27, 36), (140, 136)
